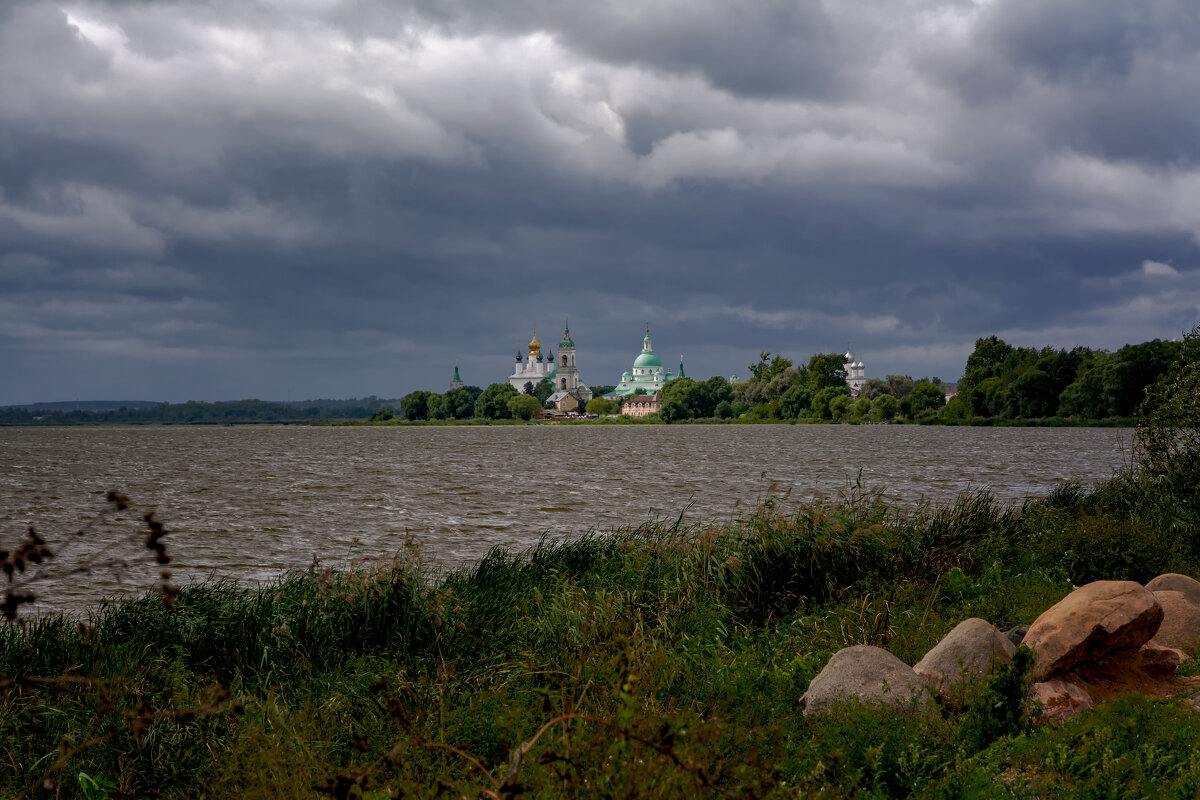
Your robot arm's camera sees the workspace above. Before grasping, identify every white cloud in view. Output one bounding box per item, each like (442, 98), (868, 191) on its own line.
(1142, 259), (1180, 278)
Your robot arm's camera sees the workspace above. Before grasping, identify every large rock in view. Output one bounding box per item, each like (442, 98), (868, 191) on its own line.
(801, 645), (933, 716)
(1151, 590), (1200, 653)
(1032, 680), (1093, 723)
(1146, 574), (1200, 608)
(1135, 641), (1185, 676)
(914, 618), (1016, 706)
(1023, 581), (1164, 681)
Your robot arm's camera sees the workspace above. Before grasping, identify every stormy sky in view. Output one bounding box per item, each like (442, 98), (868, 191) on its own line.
(2, 0), (1199, 404)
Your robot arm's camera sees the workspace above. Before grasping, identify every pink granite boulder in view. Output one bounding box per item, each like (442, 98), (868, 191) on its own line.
(1032, 681), (1093, 723)
(1151, 590), (1200, 653)
(1023, 581), (1163, 681)
(1135, 641), (1186, 676)
(1146, 573), (1200, 608)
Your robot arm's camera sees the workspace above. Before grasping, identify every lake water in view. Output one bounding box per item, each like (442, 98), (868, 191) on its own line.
(0, 425), (1133, 614)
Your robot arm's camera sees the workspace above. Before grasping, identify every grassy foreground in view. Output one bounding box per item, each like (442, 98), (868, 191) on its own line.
(3, 471), (1200, 799)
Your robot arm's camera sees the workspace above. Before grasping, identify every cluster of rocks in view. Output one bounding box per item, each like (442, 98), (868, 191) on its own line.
(800, 574), (1200, 723)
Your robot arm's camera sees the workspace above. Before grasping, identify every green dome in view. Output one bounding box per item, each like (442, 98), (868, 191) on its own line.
(633, 352), (663, 369)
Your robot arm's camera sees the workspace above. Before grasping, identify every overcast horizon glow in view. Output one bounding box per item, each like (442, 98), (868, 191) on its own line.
(2, 0), (1199, 404)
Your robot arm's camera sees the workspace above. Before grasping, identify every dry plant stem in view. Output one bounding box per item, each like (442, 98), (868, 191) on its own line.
(1, 490), (179, 621)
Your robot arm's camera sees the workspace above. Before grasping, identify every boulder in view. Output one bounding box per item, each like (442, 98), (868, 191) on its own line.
(801, 645), (933, 716)
(1004, 624), (1030, 647)
(1135, 641), (1185, 676)
(1151, 590), (1200, 653)
(1032, 680), (1093, 723)
(1146, 573), (1200, 608)
(914, 618), (1016, 706)
(1023, 581), (1163, 681)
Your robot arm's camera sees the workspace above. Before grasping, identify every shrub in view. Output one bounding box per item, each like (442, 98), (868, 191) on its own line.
(1135, 323), (1200, 542)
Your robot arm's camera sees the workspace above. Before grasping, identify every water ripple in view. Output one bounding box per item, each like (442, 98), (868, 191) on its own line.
(0, 424), (1132, 614)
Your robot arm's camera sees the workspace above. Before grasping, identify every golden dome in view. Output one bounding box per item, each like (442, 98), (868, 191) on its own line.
(528, 332), (541, 355)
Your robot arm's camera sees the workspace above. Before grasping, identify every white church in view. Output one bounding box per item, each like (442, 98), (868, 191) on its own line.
(508, 323), (593, 405)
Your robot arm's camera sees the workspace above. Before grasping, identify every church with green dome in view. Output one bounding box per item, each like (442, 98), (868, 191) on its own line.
(609, 328), (683, 397)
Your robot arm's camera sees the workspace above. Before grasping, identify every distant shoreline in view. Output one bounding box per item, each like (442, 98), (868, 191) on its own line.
(1, 416), (1138, 429)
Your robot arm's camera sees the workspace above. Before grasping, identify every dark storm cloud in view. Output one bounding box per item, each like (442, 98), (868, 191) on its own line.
(411, 0), (847, 99)
(2, 0), (1200, 404)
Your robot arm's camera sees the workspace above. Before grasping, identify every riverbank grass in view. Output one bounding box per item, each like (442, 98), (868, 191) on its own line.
(4, 462), (1200, 798)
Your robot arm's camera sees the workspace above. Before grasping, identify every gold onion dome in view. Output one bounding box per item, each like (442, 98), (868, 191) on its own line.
(528, 332), (541, 356)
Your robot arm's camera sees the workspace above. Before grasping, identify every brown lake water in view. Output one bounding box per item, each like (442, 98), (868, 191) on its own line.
(0, 425), (1133, 614)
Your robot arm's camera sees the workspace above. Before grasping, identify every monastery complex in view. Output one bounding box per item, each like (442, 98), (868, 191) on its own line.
(493, 321), (871, 413)
(449, 320), (872, 414)
(504, 324), (689, 406)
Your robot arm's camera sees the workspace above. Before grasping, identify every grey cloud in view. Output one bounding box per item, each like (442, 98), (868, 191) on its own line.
(409, 0), (847, 99)
(2, 0), (1199, 404)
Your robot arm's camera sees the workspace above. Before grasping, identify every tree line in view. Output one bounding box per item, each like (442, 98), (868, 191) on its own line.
(655, 351), (947, 423)
(382, 381), (623, 422)
(392, 334), (1186, 425)
(951, 336), (1182, 422)
(0, 398), (392, 426)
(6, 334), (1182, 426)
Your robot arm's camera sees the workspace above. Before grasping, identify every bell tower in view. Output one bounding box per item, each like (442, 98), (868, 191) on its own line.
(557, 319), (579, 392)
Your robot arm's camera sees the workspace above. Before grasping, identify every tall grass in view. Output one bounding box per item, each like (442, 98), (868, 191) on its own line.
(2, 456), (1199, 796)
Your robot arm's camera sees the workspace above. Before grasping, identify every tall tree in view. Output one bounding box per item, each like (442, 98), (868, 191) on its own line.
(401, 390), (433, 421)
(807, 353), (848, 390)
(474, 383), (519, 419)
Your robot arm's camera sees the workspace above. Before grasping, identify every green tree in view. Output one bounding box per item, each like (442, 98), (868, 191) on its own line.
(1136, 325), (1200, 536)
(883, 375), (915, 400)
(1105, 340), (1182, 417)
(870, 394), (900, 421)
(400, 390), (432, 421)
(474, 383), (519, 419)
(906, 380), (946, 418)
(1036, 347), (1089, 399)
(533, 378), (554, 404)
(940, 395), (970, 422)
(585, 397), (618, 415)
(658, 395), (689, 423)
(658, 378), (697, 423)
(970, 376), (1007, 418)
(369, 407), (394, 422)
(714, 400), (734, 419)
(426, 393), (450, 420)
(658, 376), (734, 420)
(749, 352), (793, 383)
(811, 386), (850, 420)
(828, 394), (853, 421)
(960, 336), (1017, 414)
(507, 393), (543, 420)
(1007, 369), (1056, 418)
(703, 376), (734, 415)
(734, 365), (803, 408)
(778, 383), (813, 419)
(807, 353), (849, 390)
(859, 378), (888, 399)
(445, 386), (482, 419)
